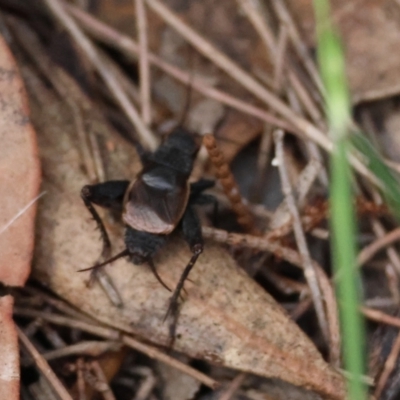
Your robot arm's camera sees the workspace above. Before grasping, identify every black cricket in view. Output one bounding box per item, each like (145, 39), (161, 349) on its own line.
(80, 128), (215, 340)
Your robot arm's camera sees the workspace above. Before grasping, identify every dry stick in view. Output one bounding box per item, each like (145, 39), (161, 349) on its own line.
(65, 5), (298, 135)
(236, 0), (328, 190)
(218, 372), (247, 400)
(371, 219), (400, 302)
(268, 157), (321, 234)
(144, 0), (380, 189)
(120, 336), (218, 389)
(44, 0), (158, 150)
(132, 367), (156, 400)
(6, 17), (96, 182)
(270, 0), (324, 97)
(99, 49), (141, 105)
(42, 341), (122, 362)
(201, 225), (341, 363)
(237, 0), (324, 128)
(17, 326), (74, 400)
(76, 358), (87, 400)
(358, 227), (400, 267)
(90, 361), (116, 400)
(135, 0), (151, 126)
(273, 130), (333, 361)
(144, 0), (330, 150)
(362, 307), (400, 328)
(203, 134), (260, 235)
(21, 287), (96, 324)
(13, 308), (218, 390)
(374, 330), (400, 399)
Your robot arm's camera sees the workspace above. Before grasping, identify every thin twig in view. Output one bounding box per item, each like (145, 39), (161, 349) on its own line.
(358, 227), (400, 267)
(42, 341), (122, 361)
(65, 4), (298, 135)
(76, 358), (87, 400)
(374, 330), (400, 399)
(90, 361), (116, 400)
(135, 0), (151, 126)
(273, 130), (331, 358)
(218, 372), (246, 400)
(14, 308), (219, 389)
(144, 0), (332, 153)
(44, 0), (158, 150)
(132, 366), (156, 400)
(371, 217), (400, 274)
(270, 0), (324, 95)
(121, 335), (219, 389)
(237, 0), (324, 127)
(17, 326), (74, 400)
(362, 307), (400, 328)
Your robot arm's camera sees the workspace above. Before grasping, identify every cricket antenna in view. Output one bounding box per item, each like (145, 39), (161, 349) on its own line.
(177, 46), (195, 129)
(78, 249), (129, 272)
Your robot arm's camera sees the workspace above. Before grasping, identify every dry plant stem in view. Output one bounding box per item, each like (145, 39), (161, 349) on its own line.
(135, 0), (151, 126)
(254, 24), (287, 197)
(371, 218), (400, 275)
(17, 326), (74, 400)
(42, 324), (67, 348)
(262, 269), (308, 296)
(65, 5), (297, 135)
(21, 287), (95, 324)
(362, 307), (400, 328)
(268, 157), (321, 234)
(99, 49), (141, 105)
(43, 341), (121, 361)
(202, 225), (341, 364)
(144, 0), (331, 151)
(385, 263), (400, 304)
(90, 361), (116, 400)
(218, 372), (247, 400)
(77, 358), (87, 400)
(7, 16), (97, 182)
(374, 330), (400, 399)
(290, 297), (313, 320)
(44, 0), (158, 150)
(270, 0), (324, 96)
(273, 130), (331, 357)
(237, 0), (323, 127)
(120, 336), (219, 389)
(13, 308), (219, 390)
(9, 18), (110, 185)
(203, 134), (259, 235)
(144, 0), (382, 189)
(132, 367), (156, 400)
(358, 227), (400, 267)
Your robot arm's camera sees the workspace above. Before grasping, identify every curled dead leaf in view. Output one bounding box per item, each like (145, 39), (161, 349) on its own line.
(0, 33), (41, 400)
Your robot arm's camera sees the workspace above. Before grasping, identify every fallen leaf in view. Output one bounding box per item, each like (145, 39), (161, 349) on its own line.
(287, 0), (400, 104)
(19, 42), (345, 399)
(0, 32), (41, 400)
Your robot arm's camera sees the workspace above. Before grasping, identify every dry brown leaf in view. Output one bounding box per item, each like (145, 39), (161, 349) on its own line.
(0, 33), (41, 399)
(287, 0), (400, 103)
(20, 53), (345, 399)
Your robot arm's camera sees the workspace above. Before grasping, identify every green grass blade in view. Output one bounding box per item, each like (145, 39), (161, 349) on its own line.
(313, 1), (367, 398)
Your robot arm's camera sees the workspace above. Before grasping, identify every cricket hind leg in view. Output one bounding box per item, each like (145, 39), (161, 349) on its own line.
(165, 205), (204, 347)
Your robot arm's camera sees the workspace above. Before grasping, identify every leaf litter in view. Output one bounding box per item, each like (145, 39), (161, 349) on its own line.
(5, 0), (400, 399)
